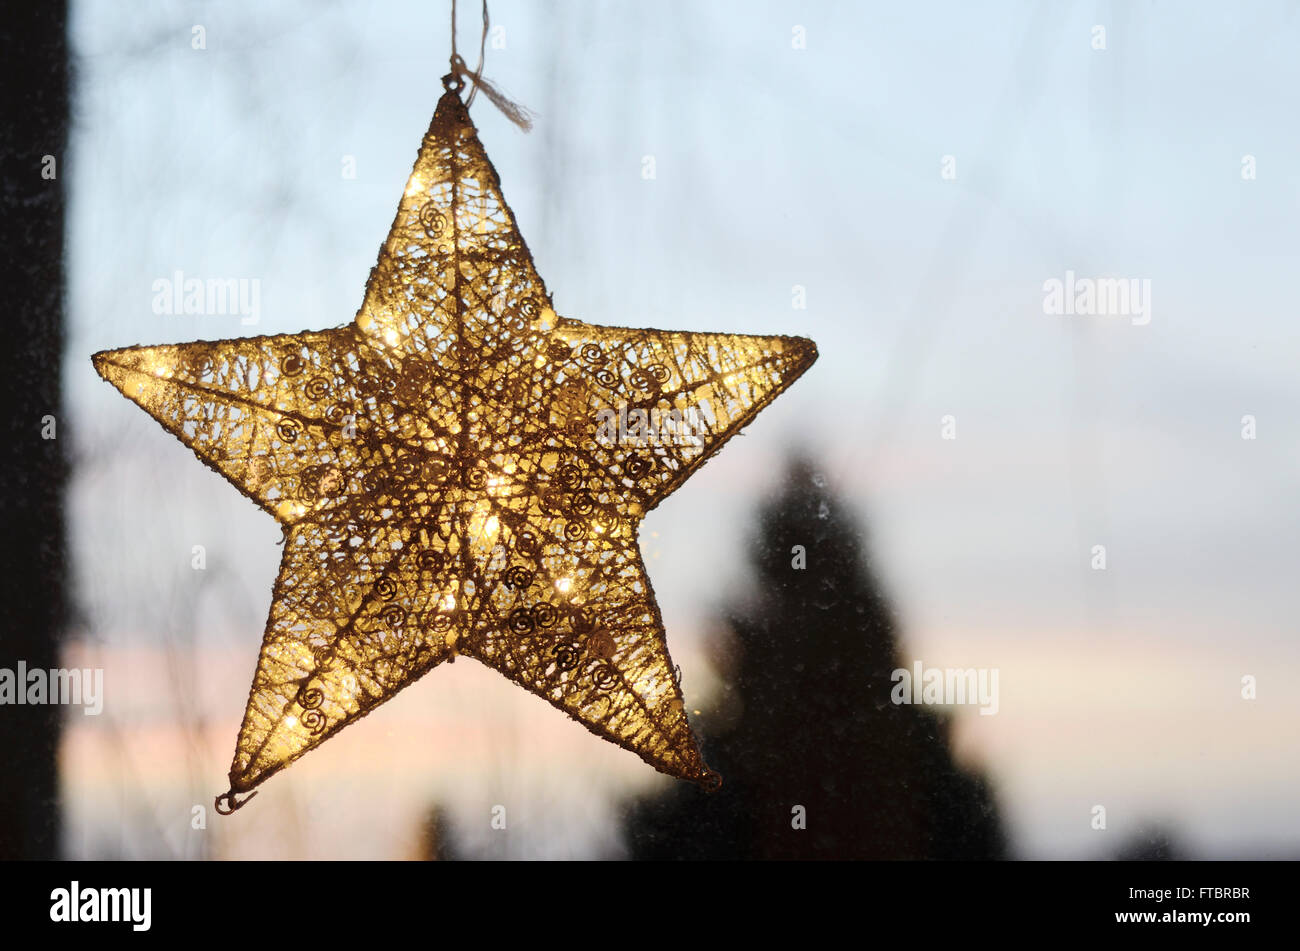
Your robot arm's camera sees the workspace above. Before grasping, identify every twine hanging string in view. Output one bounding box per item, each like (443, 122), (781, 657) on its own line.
(449, 0), (533, 131)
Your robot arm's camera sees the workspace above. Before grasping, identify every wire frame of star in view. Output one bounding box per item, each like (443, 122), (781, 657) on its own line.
(92, 85), (817, 808)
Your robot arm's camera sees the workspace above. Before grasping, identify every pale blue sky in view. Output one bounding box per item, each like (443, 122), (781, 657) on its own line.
(65, 0), (1300, 858)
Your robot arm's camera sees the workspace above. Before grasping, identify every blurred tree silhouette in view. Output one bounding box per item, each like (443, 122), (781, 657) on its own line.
(1112, 824), (1184, 861)
(624, 454), (1004, 859)
(416, 804), (459, 861)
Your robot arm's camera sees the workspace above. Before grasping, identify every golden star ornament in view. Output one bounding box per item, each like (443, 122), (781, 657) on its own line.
(93, 78), (817, 812)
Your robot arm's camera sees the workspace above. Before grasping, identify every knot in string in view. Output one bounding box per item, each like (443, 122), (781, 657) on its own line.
(448, 0), (533, 132)
(446, 53), (533, 132)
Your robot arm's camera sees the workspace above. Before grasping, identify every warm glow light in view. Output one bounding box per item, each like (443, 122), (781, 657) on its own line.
(275, 500), (306, 520)
(556, 577), (571, 593)
(466, 504), (501, 553)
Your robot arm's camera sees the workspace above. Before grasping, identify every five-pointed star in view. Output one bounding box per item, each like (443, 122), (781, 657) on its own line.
(93, 85), (816, 811)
